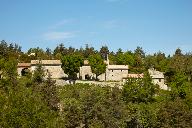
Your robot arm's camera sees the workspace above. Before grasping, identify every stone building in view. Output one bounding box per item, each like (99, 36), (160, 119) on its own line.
(31, 60), (67, 79)
(104, 65), (129, 81)
(17, 59), (168, 90)
(18, 60), (67, 79)
(79, 60), (95, 80)
(79, 59), (129, 81)
(148, 68), (168, 90)
(17, 63), (31, 76)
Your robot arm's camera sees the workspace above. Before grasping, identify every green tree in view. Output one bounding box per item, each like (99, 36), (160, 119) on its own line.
(123, 72), (158, 103)
(144, 52), (169, 72)
(53, 43), (68, 56)
(99, 45), (109, 60)
(59, 84), (129, 128)
(45, 47), (53, 59)
(88, 54), (107, 80)
(83, 44), (96, 58)
(116, 51), (135, 66)
(27, 47), (49, 60)
(0, 82), (58, 128)
(168, 72), (191, 100)
(134, 46), (145, 58)
(61, 54), (83, 79)
(0, 58), (58, 128)
(42, 72), (60, 111)
(32, 61), (45, 84)
(156, 98), (192, 128)
(131, 47), (145, 73)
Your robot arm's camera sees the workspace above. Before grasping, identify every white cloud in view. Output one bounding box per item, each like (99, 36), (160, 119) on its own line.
(43, 31), (75, 40)
(49, 19), (75, 29)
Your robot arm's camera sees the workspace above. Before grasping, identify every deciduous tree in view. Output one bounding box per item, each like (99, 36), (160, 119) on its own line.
(61, 54), (83, 79)
(88, 54), (106, 80)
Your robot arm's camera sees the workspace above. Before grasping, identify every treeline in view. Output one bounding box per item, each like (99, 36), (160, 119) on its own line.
(1, 40), (192, 127)
(1, 40), (192, 81)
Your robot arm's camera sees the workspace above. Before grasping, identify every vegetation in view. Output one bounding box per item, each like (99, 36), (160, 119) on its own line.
(61, 54), (83, 79)
(1, 40), (192, 127)
(88, 53), (107, 80)
(123, 72), (158, 103)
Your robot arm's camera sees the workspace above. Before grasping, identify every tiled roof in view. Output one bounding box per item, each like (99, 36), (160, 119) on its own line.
(18, 63), (31, 67)
(108, 65), (129, 70)
(31, 60), (62, 65)
(126, 74), (144, 78)
(148, 69), (164, 79)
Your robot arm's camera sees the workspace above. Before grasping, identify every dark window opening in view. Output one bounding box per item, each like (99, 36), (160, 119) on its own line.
(159, 79), (161, 82)
(85, 74), (91, 80)
(21, 68), (29, 76)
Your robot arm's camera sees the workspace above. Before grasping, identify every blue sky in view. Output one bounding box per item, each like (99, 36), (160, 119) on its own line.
(0, 0), (192, 55)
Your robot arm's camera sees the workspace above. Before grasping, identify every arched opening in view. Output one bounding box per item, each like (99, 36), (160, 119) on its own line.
(21, 68), (30, 76)
(85, 74), (91, 80)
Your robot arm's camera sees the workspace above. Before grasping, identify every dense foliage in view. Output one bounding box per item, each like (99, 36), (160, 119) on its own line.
(61, 54), (83, 79)
(1, 40), (192, 127)
(88, 53), (107, 80)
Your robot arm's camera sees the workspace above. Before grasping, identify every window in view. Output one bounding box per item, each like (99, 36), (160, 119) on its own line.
(159, 79), (161, 82)
(112, 70), (113, 72)
(21, 68), (29, 76)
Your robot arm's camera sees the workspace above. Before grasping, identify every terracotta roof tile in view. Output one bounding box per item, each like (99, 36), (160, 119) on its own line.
(31, 60), (62, 65)
(108, 65), (129, 70)
(126, 74), (144, 78)
(18, 63), (31, 67)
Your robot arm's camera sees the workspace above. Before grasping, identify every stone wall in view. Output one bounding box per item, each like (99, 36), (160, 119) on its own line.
(152, 78), (168, 90)
(77, 58), (129, 81)
(31, 65), (67, 79)
(148, 68), (168, 90)
(106, 69), (128, 81)
(79, 65), (129, 81)
(75, 80), (123, 89)
(17, 67), (24, 76)
(79, 66), (95, 80)
(17, 67), (31, 76)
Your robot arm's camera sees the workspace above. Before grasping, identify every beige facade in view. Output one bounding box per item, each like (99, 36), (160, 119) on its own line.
(79, 66), (95, 80)
(79, 60), (129, 81)
(105, 65), (129, 81)
(148, 68), (168, 90)
(18, 60), (67, 79)
(17, 59), (168, 90)
(17, 63), (31, 76)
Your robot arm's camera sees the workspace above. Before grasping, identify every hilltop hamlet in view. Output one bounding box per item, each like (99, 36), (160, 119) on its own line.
(17, 58), (168, 90)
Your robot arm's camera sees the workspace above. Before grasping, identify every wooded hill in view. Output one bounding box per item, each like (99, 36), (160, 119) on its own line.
(1, 40), (192, 127)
